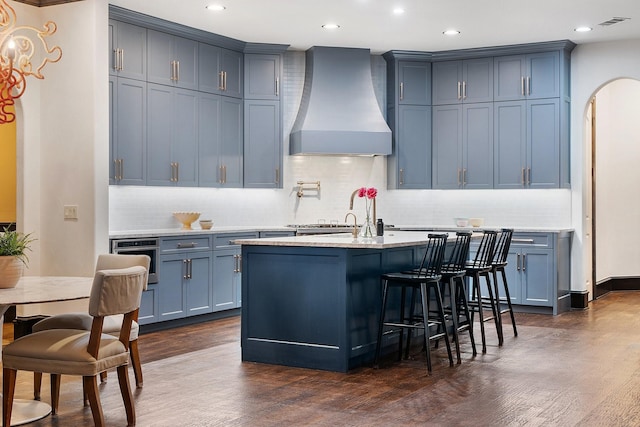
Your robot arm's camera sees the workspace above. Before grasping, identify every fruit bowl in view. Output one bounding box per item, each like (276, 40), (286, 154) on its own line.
(173, 212), (201, 230)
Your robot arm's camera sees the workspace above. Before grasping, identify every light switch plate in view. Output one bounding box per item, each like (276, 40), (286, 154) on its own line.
(64, 205), (78, 220)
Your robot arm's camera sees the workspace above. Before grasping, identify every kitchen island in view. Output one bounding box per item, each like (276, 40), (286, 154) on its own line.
(238, 231), (443, 372)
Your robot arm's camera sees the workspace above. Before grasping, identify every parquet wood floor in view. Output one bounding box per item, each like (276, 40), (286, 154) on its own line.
(4, 291), (640, 426)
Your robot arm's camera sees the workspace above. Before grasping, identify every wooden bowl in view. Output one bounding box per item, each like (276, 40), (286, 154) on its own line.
(173, 212), (201, 230)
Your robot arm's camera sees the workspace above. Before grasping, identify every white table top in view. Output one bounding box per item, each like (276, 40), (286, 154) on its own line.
(0, 276), (93, 306)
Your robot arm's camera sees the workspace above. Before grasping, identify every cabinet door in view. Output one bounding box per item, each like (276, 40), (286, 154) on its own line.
(146, 83), (173, 186)
(397, 105), (431, 188)
(173, 36), (198, 90)
(527, 51), (559, 99)
(244, 100), (281, 188)
(463, 58), (493, 103)
(503, 251), (522, 304)
(432, 105), (462, 189)
(213, 248), (239, 311)
(463, 103), (493, 189)
(399, 61), (431, 105)
(113, 78), (147, 185)
(219, 97), (244, 187)
(198, 93), (221, 187)
(147, 30), (175, 86)
(110, 20), (146, 81)
(432, 61), (462, 105)
(172, 89), (199, 186)
(138, 285), (158, 325)
(219, 48), (243, 98)
(521, 249), (554, 306)
(527, 98), (559, 188)
(158, 254), (187, 321)
(198, 43), (222, 94)
(494, 55), (526, 102)
(185, 252), (213, 316)
(109, 76), (116, 184)
(494, 101), (526, 188)
(244, 54), (280, 100)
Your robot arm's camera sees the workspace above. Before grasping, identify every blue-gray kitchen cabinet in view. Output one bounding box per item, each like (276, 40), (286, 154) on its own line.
(432, 58), (493, 105)
(432, 103), (493, 189)
(109, 19), (146, 81)
(244, 54), (281, 100)
(397, 61), (431, 105)
(243, 100), (281, 188)
(198, 93), (244, 187)
(494, 98), (559, 188)
(212, 232), (258, 311)
(146, 83), (199, 187)
(137, 284), (158, 326)
(158, 236), (213, 322)
(198, 43), (243, 98)
(147, 29), (198, 90)
(109, 76), (147, 186)
(494, 51), (559, 101)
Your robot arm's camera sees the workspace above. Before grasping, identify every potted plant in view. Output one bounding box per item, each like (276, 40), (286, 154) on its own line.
(0, 225), (35, 288)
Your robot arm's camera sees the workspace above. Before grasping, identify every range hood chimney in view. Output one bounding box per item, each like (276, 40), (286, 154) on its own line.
(290, 46), (392, 156)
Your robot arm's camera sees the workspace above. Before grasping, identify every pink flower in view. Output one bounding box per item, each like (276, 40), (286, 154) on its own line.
(358, 187), (377, 199)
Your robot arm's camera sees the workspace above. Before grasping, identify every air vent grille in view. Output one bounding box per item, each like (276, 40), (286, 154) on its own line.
(599, 17), (631, 27)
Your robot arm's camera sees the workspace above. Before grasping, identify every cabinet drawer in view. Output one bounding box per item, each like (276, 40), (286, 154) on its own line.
(160, 236), (211, 253)
(510, 233), (552, 248)
(213, 232), (258, 249)
(259, 231), (295, 238)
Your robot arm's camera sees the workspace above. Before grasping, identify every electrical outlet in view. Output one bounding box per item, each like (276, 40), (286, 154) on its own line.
(64, 205), (78, 220)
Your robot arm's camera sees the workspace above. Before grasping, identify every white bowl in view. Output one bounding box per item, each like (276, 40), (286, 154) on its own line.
(173, 212), (201, 230)
(199, 219), (213, 230)
(454, 218), (469, 227)
(469, 218), (484, 227)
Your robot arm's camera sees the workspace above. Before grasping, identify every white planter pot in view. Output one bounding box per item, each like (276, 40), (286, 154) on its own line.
(0, 256), (24, 288)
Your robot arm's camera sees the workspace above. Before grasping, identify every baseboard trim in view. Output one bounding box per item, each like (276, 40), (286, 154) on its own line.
(139, 308), (240, 334)
(595, 277), (640, 299)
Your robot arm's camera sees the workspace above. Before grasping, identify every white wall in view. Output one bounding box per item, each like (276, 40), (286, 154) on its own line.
(593, 79), (640, 282)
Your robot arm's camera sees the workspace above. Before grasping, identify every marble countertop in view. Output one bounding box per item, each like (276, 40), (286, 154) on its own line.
(0, 276), (93, 306)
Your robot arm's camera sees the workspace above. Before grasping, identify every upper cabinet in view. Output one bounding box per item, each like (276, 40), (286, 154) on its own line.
(199, 43), (243, 98)
(397, 61), (431, 105)
(244, 54), (281, 100)
(109, 19), (147, 81)
(494, 51), (559, 101)
(432, 58), (493, 105)
(147, 29), (198, 90)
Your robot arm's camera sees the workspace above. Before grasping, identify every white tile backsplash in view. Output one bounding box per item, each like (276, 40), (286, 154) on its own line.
(109, 50), (572, 232)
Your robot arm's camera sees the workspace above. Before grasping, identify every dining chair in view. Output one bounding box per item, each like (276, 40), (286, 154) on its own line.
(374, 233), (451, 373)
(490, 228), (518, 339)
(2, 264), (147, 427)
(32, 254), (150, 401)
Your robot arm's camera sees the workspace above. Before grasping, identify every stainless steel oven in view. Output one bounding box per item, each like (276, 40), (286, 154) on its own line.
(110, 237), (159, 284)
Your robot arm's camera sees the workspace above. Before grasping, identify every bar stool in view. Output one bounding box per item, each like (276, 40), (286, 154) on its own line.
(374, 233), (451, 373)
(465, 230), (500, 353)
(491, 228), (518, 339)
(439, 231), (476, 363)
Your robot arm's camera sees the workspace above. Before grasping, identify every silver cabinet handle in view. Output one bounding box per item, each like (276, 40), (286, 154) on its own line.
(527, 167), (531, 185)
(527, 76), (531, 95)
(521, 76), (525, 96)
(170, 61), (175, 81)
(399, 82), (404, 101)
(223, 71), (227, 91)
(119, 49), (124, 71)
(177, 242), (198, 249)
(522, 254), (526, 271)
(516, 253), (520, 271)
(183, 259), (188, 279)
(275, 77), (279, 96)
(233, 255), (238, 273)
(113, 49), (119, 71)
(237, 254), (242, 273)
(513, 239), (535, 244)
(462, 168), (467, 186)
(457, 168), (461, 186)
(462, 81), (467, 100)
(399, 168), (404, 185)
(275, 168), (280, 185)
(175, 162), (179, 182)
(457, 81), (462, 100)
(521, 168), (526, 185)
(224, 165), (227, 183)
(218, 71), (224, 90)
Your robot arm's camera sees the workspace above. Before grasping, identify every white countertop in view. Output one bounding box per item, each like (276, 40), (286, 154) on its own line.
(234, 231), (461, 249)
(109, 226), (293, 239)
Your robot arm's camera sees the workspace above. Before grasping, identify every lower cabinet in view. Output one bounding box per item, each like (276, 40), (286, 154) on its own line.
(212, 232), (259, 311)
(138, 284), (158, 325)
(157, 236), (213, 322)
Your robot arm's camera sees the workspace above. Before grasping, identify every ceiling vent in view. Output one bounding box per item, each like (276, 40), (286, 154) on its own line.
(599, 17), (631, 27)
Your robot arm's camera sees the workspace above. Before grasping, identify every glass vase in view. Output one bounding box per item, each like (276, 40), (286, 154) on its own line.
(359, 204), (375, 239)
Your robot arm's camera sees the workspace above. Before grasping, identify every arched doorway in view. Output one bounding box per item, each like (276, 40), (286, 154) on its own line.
(589, 78), (640, 297)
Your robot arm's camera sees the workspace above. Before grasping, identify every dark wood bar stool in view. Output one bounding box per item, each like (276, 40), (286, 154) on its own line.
(491, 228), (518, 339)
(439, 231), (476, 363)
(374, 233), (451, 373)
(465, 230), (500, 353)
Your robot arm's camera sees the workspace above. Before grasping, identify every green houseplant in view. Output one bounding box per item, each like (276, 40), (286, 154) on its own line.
(0, 225), (35, 288)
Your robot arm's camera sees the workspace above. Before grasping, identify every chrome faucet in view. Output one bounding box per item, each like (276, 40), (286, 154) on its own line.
(349, 189), (376, 224)
(344, 212), (358, 238)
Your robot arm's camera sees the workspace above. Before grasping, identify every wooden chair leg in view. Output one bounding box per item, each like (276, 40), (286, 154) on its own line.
(3, 368), (17, 427)
(117, 365), (136, 427)
(100, 371), (108, 383)
(34, 372), (42, 400)
(130, 338), (144, 387)
(50, 374), (61, 415)
(83, 375), (105, 427)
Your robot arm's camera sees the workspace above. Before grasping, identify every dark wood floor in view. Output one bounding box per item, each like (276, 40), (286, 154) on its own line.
(5, 291), (640, 426)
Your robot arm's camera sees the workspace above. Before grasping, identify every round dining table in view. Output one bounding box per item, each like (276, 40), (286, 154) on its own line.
(0, 276), (93, 426)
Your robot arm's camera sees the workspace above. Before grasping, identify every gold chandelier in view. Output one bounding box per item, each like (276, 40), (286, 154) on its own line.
(0, 0), (62, 124)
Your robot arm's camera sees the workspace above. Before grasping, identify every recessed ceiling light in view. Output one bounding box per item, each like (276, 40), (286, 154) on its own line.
(443, 29), (460, 36)
(393, 7), (405, 15)
(322, 23), (340, 30)
(206, 4), (226, 12)
(574, 26), (592, 32)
